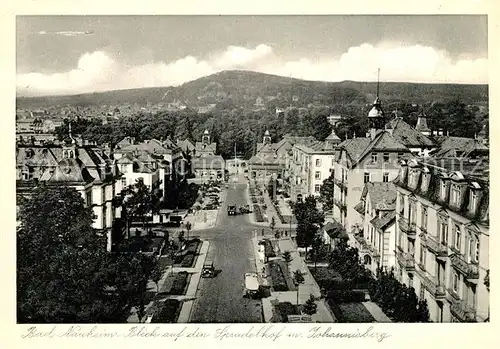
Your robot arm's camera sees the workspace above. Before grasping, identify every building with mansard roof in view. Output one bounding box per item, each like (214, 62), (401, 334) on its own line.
(393, 158), (489, 322)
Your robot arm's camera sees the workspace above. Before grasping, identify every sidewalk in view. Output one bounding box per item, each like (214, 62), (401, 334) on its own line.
(176, 240), (210, 323)
(362, 301), (392, 322)
(251, 234), (335, 323)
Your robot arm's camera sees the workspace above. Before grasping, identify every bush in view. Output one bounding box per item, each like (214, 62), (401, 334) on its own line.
(276, 302), (299, 322)
(181, 254), (195, 267)
(259, 197), (265, 204)
(170, 272), (188, 295)
(263, 239), (276, 258)
(326, 290), (368, 303)
(269, 261), (288, 291)
(254, 204), (264, 222)
(151, 299), (180, 323)
(251, 197), (258, 203)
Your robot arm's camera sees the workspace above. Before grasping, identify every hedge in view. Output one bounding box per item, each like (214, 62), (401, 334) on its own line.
(326, 290), (368, 303)
(276, 302), (300, 322)
(254, 204), (264, 222)
(151, 299), (181, 323)
(170, 272), (189, 295)
(269, 261), (288, 291)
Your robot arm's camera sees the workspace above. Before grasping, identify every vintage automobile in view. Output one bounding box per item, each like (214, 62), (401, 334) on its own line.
(227, 205), (237, 215)
(201, 262), (216, 278)
(239, 205), (252, 214)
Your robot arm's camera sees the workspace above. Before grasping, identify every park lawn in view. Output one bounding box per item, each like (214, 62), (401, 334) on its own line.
(337, 302), (375, 323)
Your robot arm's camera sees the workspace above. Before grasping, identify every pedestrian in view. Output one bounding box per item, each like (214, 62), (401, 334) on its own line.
(285, 230), (288, 237)
(262, 229), (264, 236)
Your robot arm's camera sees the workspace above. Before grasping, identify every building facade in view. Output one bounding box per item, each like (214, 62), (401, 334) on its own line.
(394, 159), (489, 322)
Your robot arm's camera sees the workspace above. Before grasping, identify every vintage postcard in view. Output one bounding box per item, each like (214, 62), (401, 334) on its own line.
(1, 1), (498, 349)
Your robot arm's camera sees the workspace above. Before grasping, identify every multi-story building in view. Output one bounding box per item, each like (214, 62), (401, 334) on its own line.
(195, 130), (217, 157)
(353, 182), (397, 276)
(288, 130), (340, 201)
(16, 136), (122, 252)
(394, 158), (489, 322)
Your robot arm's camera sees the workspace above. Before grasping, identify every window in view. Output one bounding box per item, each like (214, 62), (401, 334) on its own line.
(364, 172), (370, 183)
(419, 286), (425, 300)
(383, 153), (390, 163)
(399, 195), (404, 214)
(314, 184), (321, 193)
(439, 220), (448, 244)
(420, 245), (426, 265)
(316, 159), (321, 167)
(371, 153), (378, 163)
(441, 181), (447, 199)
(121, 178), (127, 187)
(408, 240), (415, 256)
(452, 271), (459, 293)
(469, 191), (477, 212)
(398, 152), (404, 159)
(468, 235), (479, 263)
(331, 158), (335, 166)
(421, 206), (428, 231)
(409, 275), (414, 288)
(453, 224), (461, 251)
(315, 171), (321, 180)
(383, 172), (389, 182)
(451, 185), (461, 206)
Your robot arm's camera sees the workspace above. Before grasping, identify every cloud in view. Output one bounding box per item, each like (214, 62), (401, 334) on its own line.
(33, 30), (94, 37)
(17, 43), (488, 96)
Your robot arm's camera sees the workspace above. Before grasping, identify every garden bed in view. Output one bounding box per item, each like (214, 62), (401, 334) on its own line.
(253, 204), (264, 222)
(268, 261), (288, 292)
(159, 271), (191, 295)
(151, 299), (182, 323)
(271, 301), (301, 323)
(326, 300), (375, 323)
(281, 215), (297, 224)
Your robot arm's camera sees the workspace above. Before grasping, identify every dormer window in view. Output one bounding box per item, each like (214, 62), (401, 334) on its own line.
(383, 153), (390, 163)
(440, 181), (447, 199)
(451, 184), (461, 206)
(469, 190), (478, 213)
(371, 153), (378, 163)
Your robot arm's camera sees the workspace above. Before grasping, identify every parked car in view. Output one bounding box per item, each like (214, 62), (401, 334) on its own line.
(202, 262), (216, 278)
(227, 205), (237, 215)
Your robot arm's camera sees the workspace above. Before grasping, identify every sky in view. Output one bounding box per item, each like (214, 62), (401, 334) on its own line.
(16, 15), (488, 97)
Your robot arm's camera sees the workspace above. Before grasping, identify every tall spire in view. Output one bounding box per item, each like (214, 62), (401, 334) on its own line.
(376, 68), (380, 99)
(68, 121), (76, 144)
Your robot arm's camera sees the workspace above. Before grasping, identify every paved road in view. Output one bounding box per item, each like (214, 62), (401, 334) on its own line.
(189, 175), (263, 323)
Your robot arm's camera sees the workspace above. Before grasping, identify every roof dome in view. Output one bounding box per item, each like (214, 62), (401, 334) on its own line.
(203, 129), (209, 135)
(368, 97), (384, 118)
(264, 130), (270, 136)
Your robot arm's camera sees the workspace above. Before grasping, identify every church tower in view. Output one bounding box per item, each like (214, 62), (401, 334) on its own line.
(263, 130), (272, 144)
(62, 122), (78, 159)
(202, 129), (210, 145)
(367, 69), (385, 139)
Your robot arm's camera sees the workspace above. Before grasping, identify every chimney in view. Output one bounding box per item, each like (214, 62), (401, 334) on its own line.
(370, 128), (377, 140)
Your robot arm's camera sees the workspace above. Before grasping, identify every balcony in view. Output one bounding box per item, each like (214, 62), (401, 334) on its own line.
(333, 178), (348, 190)
(354, 235), (370, 252)
(368, 245), (381, 259)
(399, 217), (416, 236)
(425, 235), (448, 260)
(333, 198), (347, 211)
(396, 248), (415, 271)
(450, 254), (480, 283)
(450, 300), (476, 322)
(416, 269), (446, 299)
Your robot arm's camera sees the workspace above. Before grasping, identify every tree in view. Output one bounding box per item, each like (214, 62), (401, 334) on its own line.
(282, 251), (293, 272)
(319, 172), (335, 213)
(178, 231), (185, 245)
(310, 235), (323, 272)
(17, 186), (153, 323)
(293, 196), (325, 254)
(302, 294), (318, 316)
(122, 178), (154, 235)
(270, 216), (276, 237)
(185, 221), (192, 240)
(293, 270), (305, 305)
(151, 262), (165, 293)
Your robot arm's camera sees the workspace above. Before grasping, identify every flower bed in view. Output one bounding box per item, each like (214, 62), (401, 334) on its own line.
(253, 204), (264, 222)
(273, 302), (300, 323)
(181, 254), (195, 267)
(151, 299), (181, 323)
(326, 299), (375, 323)
(269, 261), (288, 291)
(170, 271), (189, 295)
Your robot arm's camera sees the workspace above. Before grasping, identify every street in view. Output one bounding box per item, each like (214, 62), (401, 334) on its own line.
(189, 175), (263, 323)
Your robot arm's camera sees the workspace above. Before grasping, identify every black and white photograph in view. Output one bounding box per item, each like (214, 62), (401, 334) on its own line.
(14, 13), (490, 327)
